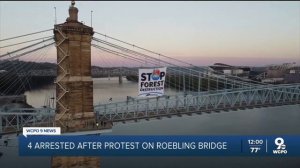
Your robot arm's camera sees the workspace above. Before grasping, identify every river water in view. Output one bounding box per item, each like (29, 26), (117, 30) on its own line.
(23, 77), (178, 108)
(0, 77), (300, 168)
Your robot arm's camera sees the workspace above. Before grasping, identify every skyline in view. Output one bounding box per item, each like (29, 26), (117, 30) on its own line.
(0, 1), (299, 66)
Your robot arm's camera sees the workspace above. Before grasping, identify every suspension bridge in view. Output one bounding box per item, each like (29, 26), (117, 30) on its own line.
(0, 1), (299, 135)
(0, 1), (299, 167)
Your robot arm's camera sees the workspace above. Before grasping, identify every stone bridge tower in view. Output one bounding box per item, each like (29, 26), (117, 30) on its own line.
(52, 1), (99, 167)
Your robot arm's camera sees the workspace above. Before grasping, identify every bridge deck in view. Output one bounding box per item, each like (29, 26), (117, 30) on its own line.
(95, 84), (300, 122)
(1, 84), (300, 134)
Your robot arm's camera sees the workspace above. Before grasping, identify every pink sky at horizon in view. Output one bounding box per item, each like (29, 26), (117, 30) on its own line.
(0, 1), (299, 67)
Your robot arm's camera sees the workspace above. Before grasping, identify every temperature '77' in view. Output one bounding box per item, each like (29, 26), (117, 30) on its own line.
(250, 147), (260, 153)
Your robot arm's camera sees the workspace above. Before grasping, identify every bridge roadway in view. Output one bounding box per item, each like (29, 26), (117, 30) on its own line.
(0, 83), (300, 134)
(95, 83), (300, 122)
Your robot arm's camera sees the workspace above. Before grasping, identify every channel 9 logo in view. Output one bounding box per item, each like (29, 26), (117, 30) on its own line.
(273, 137), (287, 154)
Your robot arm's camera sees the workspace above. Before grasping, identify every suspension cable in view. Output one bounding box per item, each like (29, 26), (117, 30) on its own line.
(92, 43), (227, 90)
(92, 45), (222, 92)
(0, 42), (49, 88)
(93, 31), (267, 86)
(3, 42), (55, 61)
(91, 44), (184, 90)
(94, 31), (209, 69)
(0, 29), (53, 42)
(0, 45), (52, 94)
(92, 38), (257, 87)
(0, 37), (54, 59)
(0, 36), (54, 49)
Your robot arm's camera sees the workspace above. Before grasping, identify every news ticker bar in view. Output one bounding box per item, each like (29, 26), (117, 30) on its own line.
(19, 135), (300, 156)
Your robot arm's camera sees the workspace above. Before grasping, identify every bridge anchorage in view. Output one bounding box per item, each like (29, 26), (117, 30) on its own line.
(0, 1), (300, 168)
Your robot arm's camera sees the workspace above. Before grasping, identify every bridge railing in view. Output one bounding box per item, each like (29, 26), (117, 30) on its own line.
(1, 84), (300, 133)
(0, 107), (55, 134)
(186, 83), (300, 95)
(94, 85), (300, 122)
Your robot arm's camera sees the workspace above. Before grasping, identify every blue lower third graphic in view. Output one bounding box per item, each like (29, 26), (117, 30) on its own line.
(18, 136), (300, 156)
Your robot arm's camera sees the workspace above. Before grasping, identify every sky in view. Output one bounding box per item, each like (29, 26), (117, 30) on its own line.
(0, 1), (299, 66)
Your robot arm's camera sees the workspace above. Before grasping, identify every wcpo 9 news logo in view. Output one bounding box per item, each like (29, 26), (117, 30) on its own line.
(273, 137), (287, 155)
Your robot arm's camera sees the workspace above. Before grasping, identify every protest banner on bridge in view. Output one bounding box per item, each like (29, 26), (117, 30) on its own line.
(138, 67), (167, 97)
